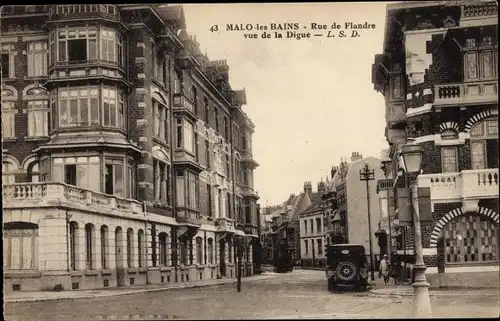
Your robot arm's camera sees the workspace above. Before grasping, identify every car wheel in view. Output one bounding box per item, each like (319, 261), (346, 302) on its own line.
(336, 261), (357, 282)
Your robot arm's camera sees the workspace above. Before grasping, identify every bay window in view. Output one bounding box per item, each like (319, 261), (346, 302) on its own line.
(103, 88), (124, 129)
(175, 169), (199, 209)
(58, 88), (99, 127)
(153, 159), (170, 205)
(57, 28), (98, 63)
(470, 117), (499, 169)
(1, 102), (16, 138)
(187, 171), (199, 209)
(27, 42), (48, 77)
(390, 74), (403, 100)
(464, 37), (497, 82)
(27, 100), (49, 137)
(52, 156), (100, 191)
(175, 118), (195, 153)
(100, 29), (115, 63)
(441, 147), (458, 173)
(105, 159), (124, 197)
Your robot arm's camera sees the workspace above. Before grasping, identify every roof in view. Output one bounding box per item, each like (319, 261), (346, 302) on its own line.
(153, 4), (186, 29)
(301, 192), (325, 215)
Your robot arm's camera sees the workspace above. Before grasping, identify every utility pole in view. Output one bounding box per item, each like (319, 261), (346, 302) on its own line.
(359, 163), (376, 281)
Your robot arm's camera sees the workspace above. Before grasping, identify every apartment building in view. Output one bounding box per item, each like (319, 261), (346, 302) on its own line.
(372, 0), (499, 287)
(1, 4), (259, 292)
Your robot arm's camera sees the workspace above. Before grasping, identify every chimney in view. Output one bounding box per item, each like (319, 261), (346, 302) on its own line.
(303, 181), (312, 195)
(317, 180), (326, 194)
(330, 166), (337, 179)
(350, 152), (363, 162)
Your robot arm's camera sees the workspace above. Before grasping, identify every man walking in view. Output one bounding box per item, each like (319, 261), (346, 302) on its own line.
(379, 254), (390, 285)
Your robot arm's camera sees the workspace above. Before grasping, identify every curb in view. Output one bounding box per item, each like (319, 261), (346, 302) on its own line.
(5, 275), (279, 303)
(369, 289), (500, 298)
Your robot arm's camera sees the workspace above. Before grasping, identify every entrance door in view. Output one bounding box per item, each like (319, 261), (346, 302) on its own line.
(115, 227), (125, 287)
(219, 239), (226, 277)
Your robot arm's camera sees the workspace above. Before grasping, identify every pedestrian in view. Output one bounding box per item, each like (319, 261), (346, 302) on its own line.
(379, 254), (390, 285)
(390, 259), (401, 285)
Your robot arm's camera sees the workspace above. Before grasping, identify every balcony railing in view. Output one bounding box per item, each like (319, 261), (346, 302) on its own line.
(48, 4), (120, 20)
(173, 93), (195, 115)
(462, 169), (499, 199)
(215, 217), (236, 233)
(3, 182), (143, 214)
(418, 169), (499, 200)
(434, 81), (498, 106)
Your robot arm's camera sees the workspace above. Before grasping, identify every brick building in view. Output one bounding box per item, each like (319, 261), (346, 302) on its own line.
(1, 4), (260, 292)
(372, 1), (499, 287)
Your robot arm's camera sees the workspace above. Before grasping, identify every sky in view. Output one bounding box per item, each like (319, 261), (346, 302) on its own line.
(182, 2), (390, 206)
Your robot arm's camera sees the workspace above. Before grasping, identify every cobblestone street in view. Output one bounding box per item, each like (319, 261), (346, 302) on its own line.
(5, 270), (499, 320)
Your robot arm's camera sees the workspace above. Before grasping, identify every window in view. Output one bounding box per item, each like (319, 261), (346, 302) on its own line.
(224, 117), (229, 140)
(316, 218), (322, 233)
(195, 132), (199, 162)
(205, 139), (210, 169)
(85, 224), (94, 269)
(310, 219), (314, 233)
(243, 170), (248, 186)
(464, 37), (497, 81)
(470, 117), (498, 169)
(204, 97), (209, 122)
(103, 88), (124, 129)
(58, 88), (99, 127)
(69, 222), (78, 270)
(391, 74), (402, 99)
(138, 229), (144, 268)
(27, 100), (49, 137)
(207, 184), (213, 217)
(304, 221), (308, 236)
(226, 191), (231, 219)
(241, 134), (247, 151)
(187, 171), (199, 209)
(153, 159), (170, 205)
(1, 102), (16, 138)
(183, 120), (195, 153)
(153, 98), (169, 142)
(442, 147), (458, 173)
(3, 222), (38, 270)
(27, 42), (48, 77)
(196, 237), (203, 265)
(192, 86), (198, 115)
(444, 214), (498, 264)
(27, 161), (39, 183)
(100, 29), (116, 62)
(245, 203), (251, 224)
(100, 225), (108, 269)
(441, 129), (458, 140)
(159, 233), (168, 266)
(1, 43), (15, 78)
(52, 157), (100, 191)
(126, 228), (133, 268)
(176, 118), (182, 148)
(126, 160), (136, 199)
(57, 28), (98, 63)
(305, 240), (309, 254)
(180, 239), (189, 265)
(317, 239), (323, 256)
(105, 159), (124, 197)
(214, 108), (219, 132)
(208, 238), (214, 264)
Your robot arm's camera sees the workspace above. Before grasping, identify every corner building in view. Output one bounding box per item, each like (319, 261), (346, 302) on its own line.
(1, 4), (260, 292)
(372, 1), (498, 287)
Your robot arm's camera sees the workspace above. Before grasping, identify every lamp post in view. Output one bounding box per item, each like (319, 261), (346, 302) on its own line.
(400, 138), (431, 318)
(359, 163), (376, 281)
(381, 158), (393, 262)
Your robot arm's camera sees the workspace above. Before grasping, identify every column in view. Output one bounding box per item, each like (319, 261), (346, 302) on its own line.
(76, 223), (86, 270)
(93, 226), (102, 270)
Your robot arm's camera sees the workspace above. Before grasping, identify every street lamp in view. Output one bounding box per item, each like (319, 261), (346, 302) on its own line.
(380, 158), (393, 261)
(400, 138), (431, 318)
(359, 163), (376, 282)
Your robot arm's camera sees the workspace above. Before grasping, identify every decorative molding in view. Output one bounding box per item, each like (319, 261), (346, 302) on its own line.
(406, 103), (432, 117)
(429, 207), (499, 247)
(465, 109), (498, 132)
(439, 121), (460, 133)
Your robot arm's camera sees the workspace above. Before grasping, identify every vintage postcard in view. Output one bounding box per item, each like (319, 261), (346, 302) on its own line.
(1, 2), (499, 320)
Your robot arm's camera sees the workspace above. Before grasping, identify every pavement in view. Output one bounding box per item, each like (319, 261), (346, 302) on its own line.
(370, 285), (500, 297)
(4, 273), (279, 303)
(4, 269), (499, 320)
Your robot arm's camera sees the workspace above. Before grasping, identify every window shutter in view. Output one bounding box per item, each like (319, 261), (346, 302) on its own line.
(396, 188), (412, 225)
(417, 187), (432, 223)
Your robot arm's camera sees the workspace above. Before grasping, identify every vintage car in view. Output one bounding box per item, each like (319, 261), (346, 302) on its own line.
(325, 243), (369, 291)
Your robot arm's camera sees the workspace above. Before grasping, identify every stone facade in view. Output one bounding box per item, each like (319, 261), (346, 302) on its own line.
(372, 1), (499, 287)
(2, 5), (260, 293)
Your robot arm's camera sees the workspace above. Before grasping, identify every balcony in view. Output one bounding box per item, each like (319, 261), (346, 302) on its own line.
(173, 93), (197, 122)
(48, 4), (120, 21)
(460, 2), (498, 27)
(462, 169), (499, 200)
(3, 182), (143, 216)
(241, 186), (259, 199)
(434, 81), (498, 107)
(240, 153), (259, 169)
(418, 169), (499, 201)
(176, 208), (202, 226)
(215, 217), (236, 234)
(244, 223), (258, 236)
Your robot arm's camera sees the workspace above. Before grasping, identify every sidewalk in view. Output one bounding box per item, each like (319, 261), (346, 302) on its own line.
(4, 273), (279, 303)
(370, 285), (500, 297)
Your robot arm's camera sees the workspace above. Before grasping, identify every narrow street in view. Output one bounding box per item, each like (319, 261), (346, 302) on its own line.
(5, 269), (499, 320)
